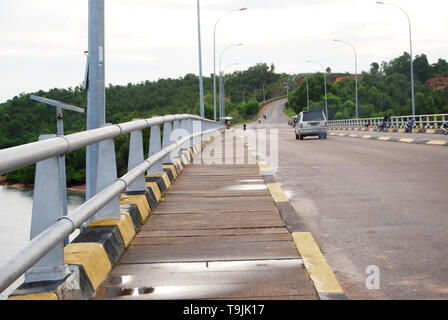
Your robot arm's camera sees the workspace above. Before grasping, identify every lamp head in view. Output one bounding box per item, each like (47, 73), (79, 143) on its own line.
(376, 2), (385, 4)
(240, 8), (248, 11)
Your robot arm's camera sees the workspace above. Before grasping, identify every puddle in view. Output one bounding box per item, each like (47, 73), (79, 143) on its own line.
(221, 184), (267, 191)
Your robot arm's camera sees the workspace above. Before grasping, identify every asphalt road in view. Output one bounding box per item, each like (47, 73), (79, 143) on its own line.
(247, 101), (448, 300)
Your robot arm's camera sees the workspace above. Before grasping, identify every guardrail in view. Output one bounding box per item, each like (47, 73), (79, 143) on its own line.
(0, 114), (224, 296)
(328, 113), (448, 128)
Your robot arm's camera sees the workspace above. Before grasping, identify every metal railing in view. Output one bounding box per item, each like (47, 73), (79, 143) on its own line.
(328, 113), (448, 128)
(0, 114), (224, 294)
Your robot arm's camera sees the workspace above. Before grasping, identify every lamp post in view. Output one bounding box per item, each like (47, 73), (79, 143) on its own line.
(214, 8), (247, 121)
(307, 60), (328, 119)
(303, 76), (310, 111)
(333, 39), (358, 120)
(86, 0), (105, 202)
(292, 74), (310, 111)
(219, 43), (243, 122)
(376, 1), (415, 117)
(197, 0), (205, 118)
(222, 63), (239, 118)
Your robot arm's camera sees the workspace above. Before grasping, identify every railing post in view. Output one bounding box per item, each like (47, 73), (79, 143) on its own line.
(25, 135), (70, 283)
(92, 125), (121, 221)
(148, 119), (163, 174)
(162, 121), (173, 164)
(126, 120), (146, 193)
(193, 119), (203, 164)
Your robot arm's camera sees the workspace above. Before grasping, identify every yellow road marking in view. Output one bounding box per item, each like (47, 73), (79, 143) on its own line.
(399, 138), (415, 143)
(292, 232), (344, 294)
(257, 161), (270, 171)
(362, 135), (372, 139)
(377, 136), (391, 141)
(426, 140), (447, 145)
(266, 183), (289, 203)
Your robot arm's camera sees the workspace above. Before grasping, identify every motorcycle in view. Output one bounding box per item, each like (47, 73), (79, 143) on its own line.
(443, 122), (448, 135)
(378, 121), (390, 132)
(405, 119), (415, 133)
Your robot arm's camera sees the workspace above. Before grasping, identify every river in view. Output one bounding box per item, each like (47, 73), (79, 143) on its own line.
(0, 185), (85, 300)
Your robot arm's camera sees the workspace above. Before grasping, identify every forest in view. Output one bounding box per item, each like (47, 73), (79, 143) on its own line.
(0, 62), (286, 185)
(286, 52), (448, 119)
(1, 53), (447, 186)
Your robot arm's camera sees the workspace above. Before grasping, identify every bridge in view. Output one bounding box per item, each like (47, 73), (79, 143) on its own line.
(1, 1), (448, 304)
(1, 97), (448, 301)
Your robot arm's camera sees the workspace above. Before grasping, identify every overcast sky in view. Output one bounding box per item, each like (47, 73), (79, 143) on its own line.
(0, 0), (446, 103)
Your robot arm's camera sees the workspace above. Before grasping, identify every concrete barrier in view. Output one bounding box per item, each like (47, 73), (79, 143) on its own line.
(8, 134), (220, 300)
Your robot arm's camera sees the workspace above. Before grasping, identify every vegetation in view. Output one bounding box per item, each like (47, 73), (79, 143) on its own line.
(0, 63), (284, 186)
(2, 53), (447, 186)
(287, 53), (448, 119)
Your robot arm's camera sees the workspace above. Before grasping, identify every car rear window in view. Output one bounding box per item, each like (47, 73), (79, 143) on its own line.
(302, 111), (324, 121)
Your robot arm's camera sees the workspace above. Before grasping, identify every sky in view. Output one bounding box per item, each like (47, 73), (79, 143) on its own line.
(0, 0), (447, 103)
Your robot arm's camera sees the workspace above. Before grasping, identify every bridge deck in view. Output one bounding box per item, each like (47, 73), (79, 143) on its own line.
(93, 133), (318, 300)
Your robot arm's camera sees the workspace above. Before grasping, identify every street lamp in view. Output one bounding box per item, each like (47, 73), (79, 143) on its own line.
(220, 43), (243, 122)
(303, 76), (310, 111)
(376, 1), (415, 117)
(292, 74), (310, 111)
(197, 0), (205, 118)
(333, 39), (358, 120)
(214, 8), (247, 121)
(307, 60), (328, 119)
(222, 63), (240, 119)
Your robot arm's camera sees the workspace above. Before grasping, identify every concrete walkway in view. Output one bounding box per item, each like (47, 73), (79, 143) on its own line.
(93, 133), (318, 300)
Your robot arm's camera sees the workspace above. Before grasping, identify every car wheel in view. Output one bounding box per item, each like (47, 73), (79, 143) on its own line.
(300, 135), (304, 140)
(296, 133), (300, 140)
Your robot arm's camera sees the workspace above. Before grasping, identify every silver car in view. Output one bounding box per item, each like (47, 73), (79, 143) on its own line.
(295, 110), (328, 140)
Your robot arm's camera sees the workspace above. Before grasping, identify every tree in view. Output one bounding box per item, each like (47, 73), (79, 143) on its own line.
(413, 54), (431, 83)
(370, 62), (380, 75)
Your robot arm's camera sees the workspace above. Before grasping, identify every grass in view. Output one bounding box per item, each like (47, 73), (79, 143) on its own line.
(284, 108), (296, 117)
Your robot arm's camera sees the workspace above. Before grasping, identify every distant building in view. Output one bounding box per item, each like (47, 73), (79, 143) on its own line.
(294, 73), (358, 84)
(426, 74), (448, 90)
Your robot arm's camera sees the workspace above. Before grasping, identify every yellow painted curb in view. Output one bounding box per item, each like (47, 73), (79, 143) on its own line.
(174, 158), (184, 171)
(257, 161), (270, 171)
(163, 164), (178, 179)
(147, 172), (171, 189)
(88, 212), (136, 248)
(292, 232), (344, 295)
(362, 135), (372, 139)
(64, 243), (112, 290)
(266, 183), (289, 203)
(399, 138), (415, 143)
(377, 136), (391, 141)
(349, 134), (357, 137)
(8, 292), (59, 300)
(426, 140), (447, 145)
(146, 182), (162, 202)
(120, 194), (151, 221)
(426, 129), (436, 134)
(398, 129), (406, 133)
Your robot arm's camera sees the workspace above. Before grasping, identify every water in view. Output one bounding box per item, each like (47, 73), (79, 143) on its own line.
(0, 186), (85, 299)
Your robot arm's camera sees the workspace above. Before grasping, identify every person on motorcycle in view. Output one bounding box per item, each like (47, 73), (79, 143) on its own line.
(379, 114), (390, 131)
(443, 121), (448, 135)
(405, 118), (414, 133)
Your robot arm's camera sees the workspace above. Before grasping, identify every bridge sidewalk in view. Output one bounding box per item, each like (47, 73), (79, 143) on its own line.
(93, 132), (318, 300)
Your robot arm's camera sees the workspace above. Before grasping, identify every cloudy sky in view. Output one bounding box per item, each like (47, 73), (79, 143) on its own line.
(0, 0), (446, 103)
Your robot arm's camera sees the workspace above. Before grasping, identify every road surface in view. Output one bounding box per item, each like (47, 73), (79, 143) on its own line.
(246, 100), (448, 299)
